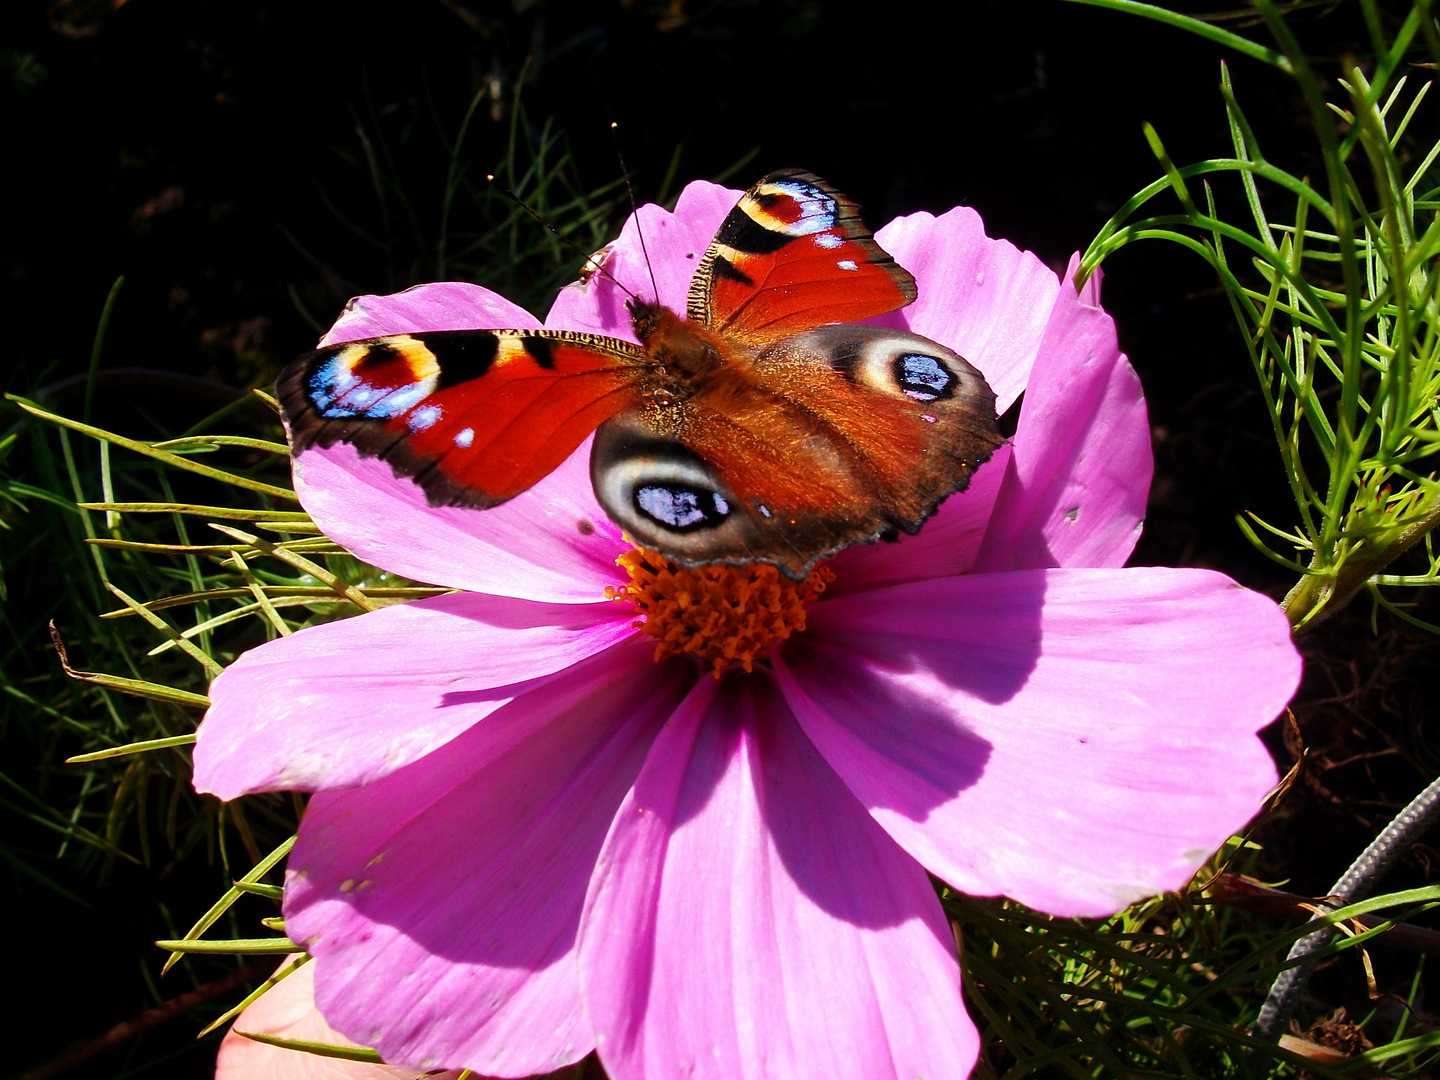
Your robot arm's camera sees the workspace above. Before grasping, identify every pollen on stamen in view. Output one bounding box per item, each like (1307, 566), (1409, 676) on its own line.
(606, 547), (835, 678)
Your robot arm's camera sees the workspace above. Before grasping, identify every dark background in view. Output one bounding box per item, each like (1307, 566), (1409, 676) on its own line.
(3, 1), (1436, 1076)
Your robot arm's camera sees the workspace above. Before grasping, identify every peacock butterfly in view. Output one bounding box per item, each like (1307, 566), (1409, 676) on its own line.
(276, 170), (1004, 579)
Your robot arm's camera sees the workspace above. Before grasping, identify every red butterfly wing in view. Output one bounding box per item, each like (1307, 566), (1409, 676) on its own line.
(277, 329), (647, 507)
(686, 169), (917, 347)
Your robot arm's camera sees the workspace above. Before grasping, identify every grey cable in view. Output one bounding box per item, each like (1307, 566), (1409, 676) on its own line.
(1251, 773), (1440, 1049)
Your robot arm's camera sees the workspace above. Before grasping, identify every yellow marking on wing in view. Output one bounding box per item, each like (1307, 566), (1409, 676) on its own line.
(331, 341), (368, 374)
(387, 336), (441, 380)
(737, 195), (790, 233)
(711, 242), (749, 265)
(335, 336), (442, 382)
(494, 335), (534, 367)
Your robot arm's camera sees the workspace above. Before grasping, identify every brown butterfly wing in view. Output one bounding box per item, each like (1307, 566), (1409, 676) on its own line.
(686, 169), (917, 348)
(278, 329), (647, 508)
(590, 326), (1002, 578)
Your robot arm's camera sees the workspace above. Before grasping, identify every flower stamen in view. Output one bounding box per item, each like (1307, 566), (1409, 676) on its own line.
(607, 547), (835, 677)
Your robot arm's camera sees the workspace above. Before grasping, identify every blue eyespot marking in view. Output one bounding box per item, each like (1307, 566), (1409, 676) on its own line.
(768, 178), (838, 235)
(307, 357), (355, 414)
(895, 353), (956, 402)
(635, 485), (731, 531)
(309, 356), (433, 419)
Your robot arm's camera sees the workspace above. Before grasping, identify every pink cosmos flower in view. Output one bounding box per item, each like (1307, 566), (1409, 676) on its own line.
(195, 179), (1301, 1080)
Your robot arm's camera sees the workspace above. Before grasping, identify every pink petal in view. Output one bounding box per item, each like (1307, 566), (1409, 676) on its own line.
(776, 567), (1299, 917)
(291, 438), (629, 603)
(579, 675), (977, 1080)
(824, 443), (1013, 596)
(318, 282), (542, 346)
(216, 959), (467, 1080)
(285, 642), (693, 1077)
(194, 593), (638, 798)
(872, 207), (1060, 414)
(974, 258), (1152, 573)
(545, 180), (740, 337)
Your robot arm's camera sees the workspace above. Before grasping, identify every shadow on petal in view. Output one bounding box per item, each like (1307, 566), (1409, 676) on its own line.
(282, 642), (691, 1075)
(803, 564), (1049, 704)
(772, 569), (1051, 825)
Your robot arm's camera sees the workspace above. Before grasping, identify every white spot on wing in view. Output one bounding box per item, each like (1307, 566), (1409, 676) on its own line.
(837, 259), (858, 271)
(408, 404), (442, 432)
(454, 427), (475, 448)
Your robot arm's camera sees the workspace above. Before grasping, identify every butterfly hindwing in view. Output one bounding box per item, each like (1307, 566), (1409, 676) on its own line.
(278, 329), (647, 508)
(686, 169), (918, 347)
(591, 326), (1002, 578)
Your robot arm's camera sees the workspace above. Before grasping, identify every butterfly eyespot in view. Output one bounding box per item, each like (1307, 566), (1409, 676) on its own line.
(635, 485), (732, 531)
(592, 422), (762, 560)
(307, 339), (441, 420)
(895, 353), (957, 402)
(775, 326), (978, 410)
(753, 178), (839, 236)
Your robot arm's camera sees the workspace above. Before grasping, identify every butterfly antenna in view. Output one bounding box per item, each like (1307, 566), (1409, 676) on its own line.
(610, 123), (662, 306)
(485, 174), (639, 302)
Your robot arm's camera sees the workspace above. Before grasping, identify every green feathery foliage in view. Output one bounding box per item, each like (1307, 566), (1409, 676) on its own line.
(1076, 0), (1440, 632)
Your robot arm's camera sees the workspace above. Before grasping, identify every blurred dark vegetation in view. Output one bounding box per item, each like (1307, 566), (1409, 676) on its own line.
(1, 0), (1436, 1076)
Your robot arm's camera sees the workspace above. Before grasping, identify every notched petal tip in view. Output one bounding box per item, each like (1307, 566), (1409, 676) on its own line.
(873, 205), (1061, 415)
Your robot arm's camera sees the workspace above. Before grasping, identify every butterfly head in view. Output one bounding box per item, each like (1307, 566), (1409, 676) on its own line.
(626, 297), (664, 345)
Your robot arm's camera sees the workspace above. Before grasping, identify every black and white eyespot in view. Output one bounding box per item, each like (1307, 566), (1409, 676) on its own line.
(894, 353), (954, 401)
(768, 326), (988, 410)
(591, 425), (749, 560)
(634, 483), (731, 531)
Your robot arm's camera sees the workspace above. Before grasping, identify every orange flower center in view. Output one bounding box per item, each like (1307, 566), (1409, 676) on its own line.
(606, 547), (835, 677)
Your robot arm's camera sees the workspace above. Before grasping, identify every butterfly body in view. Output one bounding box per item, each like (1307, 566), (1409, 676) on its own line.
(279, 170), (1004, 579)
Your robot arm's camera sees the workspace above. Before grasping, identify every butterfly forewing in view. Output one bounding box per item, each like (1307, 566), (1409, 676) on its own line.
(278, 329), (646, 508)
(686, 169), (917, 347)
